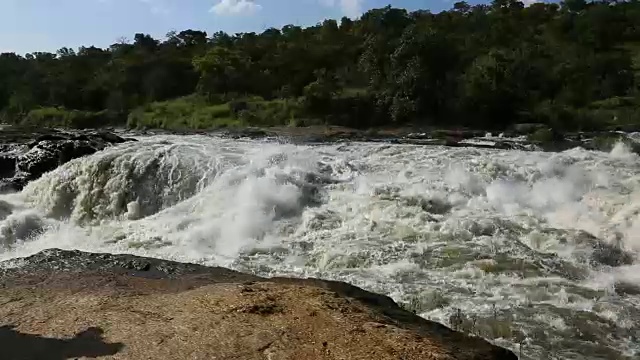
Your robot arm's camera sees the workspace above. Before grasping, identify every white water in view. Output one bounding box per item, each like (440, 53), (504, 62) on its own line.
(1, 135), (639, 359)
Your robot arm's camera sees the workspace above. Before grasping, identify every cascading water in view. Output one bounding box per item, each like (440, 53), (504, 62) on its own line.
(1, 134), (639, 359)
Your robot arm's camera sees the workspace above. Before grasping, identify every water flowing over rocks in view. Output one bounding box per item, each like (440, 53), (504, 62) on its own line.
(213, 126), (640, 155)
(0, 127), (135, 193)
(0, 249), (516, 360)
(2, 127), (640, 359)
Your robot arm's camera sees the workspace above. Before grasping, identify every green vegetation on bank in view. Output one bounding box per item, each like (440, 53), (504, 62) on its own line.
(127, 96), (236, 130)
(1, 0), (640, 131)
(126, 95), (306, 130)
(19, 107), (123, 128)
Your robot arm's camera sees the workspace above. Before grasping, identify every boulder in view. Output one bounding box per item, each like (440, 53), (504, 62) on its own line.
(573, 230), (634, 267)
(0, 155), (16, 179)
(0, 249), (517, 360)
(0, 177), (27, 194)
(17, 139), (101, 179)
(0, 129), (135, 191)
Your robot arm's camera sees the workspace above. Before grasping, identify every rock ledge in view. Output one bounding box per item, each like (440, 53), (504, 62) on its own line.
(0, 249), (517, 359)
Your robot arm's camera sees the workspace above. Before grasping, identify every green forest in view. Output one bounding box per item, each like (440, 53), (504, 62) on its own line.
(1, 0), (640, 131)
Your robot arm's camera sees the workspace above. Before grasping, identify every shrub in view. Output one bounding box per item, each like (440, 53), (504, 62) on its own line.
(21, 107), (117, 128)
(127, 96), (236, 130)
(126, 96), (303, 130)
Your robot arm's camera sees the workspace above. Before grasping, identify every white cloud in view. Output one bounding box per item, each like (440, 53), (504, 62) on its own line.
(320, 0), (364, 18)
(210, 0), (262, 15)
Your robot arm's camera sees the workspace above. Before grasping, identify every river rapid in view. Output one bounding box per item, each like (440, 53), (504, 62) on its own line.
(0, 134), (639, 359)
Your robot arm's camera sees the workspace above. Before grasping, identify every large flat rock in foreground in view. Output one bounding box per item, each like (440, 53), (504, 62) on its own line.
(0, 249), (517, 360)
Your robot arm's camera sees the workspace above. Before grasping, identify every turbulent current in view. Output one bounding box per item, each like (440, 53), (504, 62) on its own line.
(1, 134), (640, 359)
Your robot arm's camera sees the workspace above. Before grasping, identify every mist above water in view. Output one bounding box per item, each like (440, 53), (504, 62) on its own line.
(1, 134), (639, 359)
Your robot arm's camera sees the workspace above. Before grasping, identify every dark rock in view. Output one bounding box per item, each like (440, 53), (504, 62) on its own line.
(574, 231), (634, 267)
(428, 129), (486, 140)
(591, 241), (634, 267)
(95, 131), (129, 144)
(223, 128), (268, 139)
(0, 248), (238, 281)
(120, 260), (152, 272)
(493, 141), (518, 150)
(614, 282), (640, 296)
(0, 156), (16, 178)
(0, 178), (27, 194)
(17, 140), (99, 180)
(27, 134), (69, 148)
(0, 128), (134, 191)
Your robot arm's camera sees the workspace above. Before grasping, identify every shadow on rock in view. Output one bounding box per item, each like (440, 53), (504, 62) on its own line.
(0, 325), (124, 360)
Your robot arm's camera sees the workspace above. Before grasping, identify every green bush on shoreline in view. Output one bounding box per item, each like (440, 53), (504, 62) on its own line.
(19, 107), (122, 129)
(125, 95), (306, 130)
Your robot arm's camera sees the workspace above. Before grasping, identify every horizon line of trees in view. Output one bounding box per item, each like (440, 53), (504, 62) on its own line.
(1, 0), (640, 130)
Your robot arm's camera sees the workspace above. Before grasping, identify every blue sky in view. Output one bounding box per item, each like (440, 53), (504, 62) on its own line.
(0, 0), (468, 55)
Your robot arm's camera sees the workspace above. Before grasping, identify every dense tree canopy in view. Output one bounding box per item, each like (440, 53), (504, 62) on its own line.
(1, 0), (640, 130)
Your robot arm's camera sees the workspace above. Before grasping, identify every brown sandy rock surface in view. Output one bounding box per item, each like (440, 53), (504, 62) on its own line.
(0, 249), (517, 360)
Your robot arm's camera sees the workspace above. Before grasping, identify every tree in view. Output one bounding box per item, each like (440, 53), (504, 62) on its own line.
(0, 2), (639, 131)
(385, 24), (462, 123)
(193, 47), (252, 98)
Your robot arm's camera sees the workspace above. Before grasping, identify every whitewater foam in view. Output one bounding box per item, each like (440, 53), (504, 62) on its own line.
(0, 135), (639, 359)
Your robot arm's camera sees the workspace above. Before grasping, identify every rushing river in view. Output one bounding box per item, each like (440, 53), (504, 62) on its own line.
(1, 134), (639, 359)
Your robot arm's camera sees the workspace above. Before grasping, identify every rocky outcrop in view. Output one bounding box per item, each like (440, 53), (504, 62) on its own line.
(0, 249), (517, 360)
(0, 128), (135, 192)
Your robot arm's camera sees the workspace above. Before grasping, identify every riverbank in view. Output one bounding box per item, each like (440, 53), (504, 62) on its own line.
(0, 249), (517, 360)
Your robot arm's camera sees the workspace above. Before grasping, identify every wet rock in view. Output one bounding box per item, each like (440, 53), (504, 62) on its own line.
(17, 140), (99, 178)
(0, 249), (517, 360)
(1, 248), (209, 278)
(401, 196), (452, 215)
(120, 259), (152, 272)
(0, 128), (136, 191)
(223, 127), (269, 139)
(27, 134), (69, 146)
(591, 241), (634, 267)
(0, 177), (27, 194)
(0, 155), (16, 179)
(613, 282), (640, 296)
(574, 231), (634, 267)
